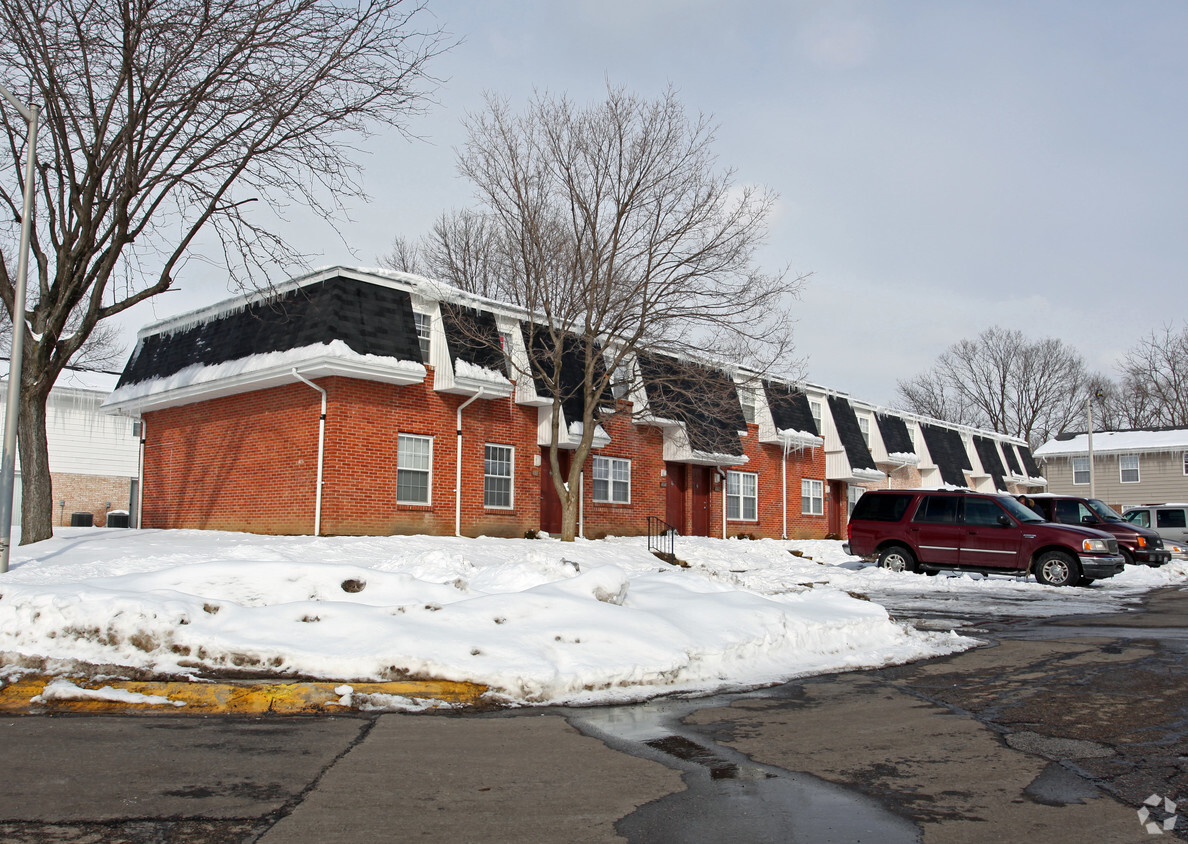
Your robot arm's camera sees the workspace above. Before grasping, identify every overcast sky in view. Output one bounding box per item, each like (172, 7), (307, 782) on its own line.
(117, 0), (1188, 407)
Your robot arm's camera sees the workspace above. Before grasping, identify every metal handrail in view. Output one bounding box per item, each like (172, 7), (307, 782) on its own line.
(647, 515), (677, 562)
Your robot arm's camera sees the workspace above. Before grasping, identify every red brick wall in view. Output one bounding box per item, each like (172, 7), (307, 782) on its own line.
(142, 376), (834, 540)
(51, 473), (134, 527)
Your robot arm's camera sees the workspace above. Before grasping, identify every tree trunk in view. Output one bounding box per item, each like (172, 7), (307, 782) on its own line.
(560, 489), (579, 542)
(17, 385), (53, 544)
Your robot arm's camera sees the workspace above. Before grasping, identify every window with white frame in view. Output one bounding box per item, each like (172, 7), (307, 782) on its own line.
(847, 484), (865, 517)
(397, 434), (432, 504)
(1183, 452), (1187, 476)
(1120, 454), (1140, 484)
(1072, 456), (1090, 485)
(858, 416), (870, 447)
(802, 479), (824, 516)
(809, 400), (822, 432)
(726, 471), (758, 520)
(484, 444), (513, 508)
(413, 312), (431, 362)
(739, 389), (756, 425)
(593, 456), (631, 503)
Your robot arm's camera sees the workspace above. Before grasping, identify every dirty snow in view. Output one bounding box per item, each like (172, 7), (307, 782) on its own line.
(0, 528), (1183, 707)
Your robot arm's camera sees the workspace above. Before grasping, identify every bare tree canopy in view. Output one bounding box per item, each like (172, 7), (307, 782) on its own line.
(896, 326), (1090, 446)
(1113, 324), (1188, 428)
(0, 0), (447, 542)
(389, 85), (804, 540)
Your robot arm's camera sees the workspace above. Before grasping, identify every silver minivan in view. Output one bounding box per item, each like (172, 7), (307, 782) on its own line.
(1123, 505), (1188, 557)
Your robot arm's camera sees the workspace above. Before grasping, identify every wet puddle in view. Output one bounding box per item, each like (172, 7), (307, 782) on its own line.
(564, 693), (921, 844)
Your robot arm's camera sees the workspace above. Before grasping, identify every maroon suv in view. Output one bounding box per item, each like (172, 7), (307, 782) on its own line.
(844, 488), (1125, 587)
(1017, 494), (1169, 568)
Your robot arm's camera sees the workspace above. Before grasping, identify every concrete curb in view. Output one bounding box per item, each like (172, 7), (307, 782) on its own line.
(0, 676), (489, 715)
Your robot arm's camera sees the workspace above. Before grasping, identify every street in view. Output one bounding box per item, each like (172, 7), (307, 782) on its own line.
(1, 587), (1186, 842)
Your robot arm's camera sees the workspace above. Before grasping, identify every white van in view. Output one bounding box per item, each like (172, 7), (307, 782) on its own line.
(1123, 504), (1188, 556)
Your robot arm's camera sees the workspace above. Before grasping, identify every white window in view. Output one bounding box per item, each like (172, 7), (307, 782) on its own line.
(809, 400), (822, 432)
(1183, 452), (1188, 476)
(739, 389), (756, 425)
(397, 434), (432, 504)
(593, 456), (630, 503)
(1072, 456), (1090, 485)
(484, 444), (513, 509)
(847, 484), (865, 517)
(858, 416), (870, 447)
(802, 479), (824, 516)
(1120, 454), (1140, 484)
(413, 312), (431, 362)
(726, 471), (758, 521)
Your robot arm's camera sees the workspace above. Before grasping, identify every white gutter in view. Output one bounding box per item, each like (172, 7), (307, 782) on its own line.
(455, 389), (485, 536)
(292, 370), (326, 536)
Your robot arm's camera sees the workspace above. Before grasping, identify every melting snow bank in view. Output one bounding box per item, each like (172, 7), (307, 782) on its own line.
(0, 529), (980, 706)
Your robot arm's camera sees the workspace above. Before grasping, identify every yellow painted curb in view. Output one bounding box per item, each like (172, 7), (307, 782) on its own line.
(0, 676), (489, 715)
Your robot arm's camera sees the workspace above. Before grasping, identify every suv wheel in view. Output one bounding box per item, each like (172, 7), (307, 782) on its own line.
(877, 544), (917, 573)
(1034, 551), (1078, 587)
(1120, 548), (1136, 567)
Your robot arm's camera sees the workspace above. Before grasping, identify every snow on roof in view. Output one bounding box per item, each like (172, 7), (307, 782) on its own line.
(1035, 428), (1188, 458)
(103, 340), (426, 410)
(2, 367), (120, 395)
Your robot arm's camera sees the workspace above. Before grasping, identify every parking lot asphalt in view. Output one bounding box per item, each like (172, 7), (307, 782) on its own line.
(0, 587), (1184, 842)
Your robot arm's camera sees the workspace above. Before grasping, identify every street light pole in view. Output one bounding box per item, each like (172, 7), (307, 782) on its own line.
(1087, 395), (1096, 500)
(0, 85), (39, 574)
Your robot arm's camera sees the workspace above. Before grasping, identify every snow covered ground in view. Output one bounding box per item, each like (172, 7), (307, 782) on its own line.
(0, 528), (1183, 707)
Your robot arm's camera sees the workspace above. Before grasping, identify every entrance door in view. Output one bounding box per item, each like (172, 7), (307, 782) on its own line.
(828, 481), (846, 536)
(540, 448), (571, 535)
(691, 466), (711, 537)
(665, 462), (687, 533)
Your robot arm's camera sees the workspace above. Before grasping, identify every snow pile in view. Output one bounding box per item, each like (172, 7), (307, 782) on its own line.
(0, 529), (974, 706)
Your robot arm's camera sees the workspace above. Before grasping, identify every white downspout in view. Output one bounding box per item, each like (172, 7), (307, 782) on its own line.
(579, 469), (585, 539)
(292, 370), (326, 536)
(781, 437), (790, 539)
(455, 389), (485, 537)
(136, 418), (146, 529)
(720, 468), (728, 539)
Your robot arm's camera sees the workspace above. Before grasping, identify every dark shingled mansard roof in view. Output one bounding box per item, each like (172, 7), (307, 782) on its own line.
(116, 274), (422, 389)
(920, 423), (971, 487)
(440, 305), (506, 375)
(521, 324), (609, 424)
(876, 413), (915, 456)
(638, 353), (746, 456)
(973, 435), (1009, 492)
(1018, 445), (1043, 479)
(763, 381), (818, 437)
(1002, 442), (1024, 476)
(826, 395), (877, 472)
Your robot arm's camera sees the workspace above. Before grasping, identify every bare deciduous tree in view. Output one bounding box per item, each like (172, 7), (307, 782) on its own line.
(896, 326), (1089, 446)
(0, 0), (447, 542)
(394, 86), (805, 541)
(1116, 324), (1188, 427)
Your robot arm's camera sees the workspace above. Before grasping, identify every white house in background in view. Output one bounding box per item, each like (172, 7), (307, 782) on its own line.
(1034, 428), (1188, 511)
(0, 367), (141, 528)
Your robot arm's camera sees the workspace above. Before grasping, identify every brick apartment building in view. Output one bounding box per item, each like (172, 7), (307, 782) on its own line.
(102, 267), (1045, 539)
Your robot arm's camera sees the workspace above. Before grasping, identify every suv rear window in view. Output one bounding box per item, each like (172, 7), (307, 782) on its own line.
(1158, 509), (1187, 528)
(913, 495), (959, 524)
(850, 493), (913, 522)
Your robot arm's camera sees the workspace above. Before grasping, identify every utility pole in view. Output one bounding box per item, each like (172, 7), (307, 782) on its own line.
(0, 84), (39, 573)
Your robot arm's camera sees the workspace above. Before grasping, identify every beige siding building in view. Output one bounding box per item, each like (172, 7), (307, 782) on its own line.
(1034, 429), (1188, 512)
